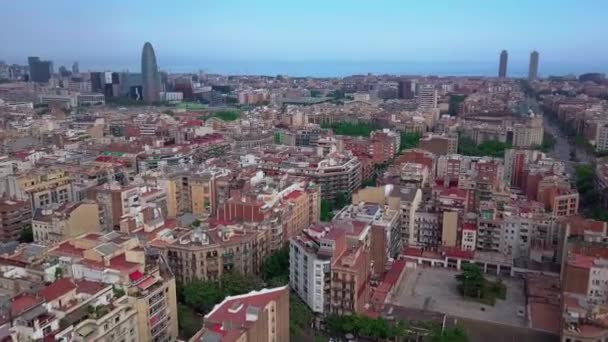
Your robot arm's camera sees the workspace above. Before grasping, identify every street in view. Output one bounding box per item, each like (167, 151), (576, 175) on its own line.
(531, 97), (594, 177)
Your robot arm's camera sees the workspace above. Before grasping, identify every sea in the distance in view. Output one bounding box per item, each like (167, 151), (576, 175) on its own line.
(57, 59), (608, 78)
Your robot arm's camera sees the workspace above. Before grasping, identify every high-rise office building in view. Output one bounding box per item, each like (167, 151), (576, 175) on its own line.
(58, 66), (70, 77)
(528, 50), (539, 81)
(90, 72), (104, 93)
(141, 42), (161, 103)
(72, 62), (79, 74)
(499, 50), (508, 78)
(418, 84), (437, 110)
(28, 56), (53, 83)
(398, 79), (415, 99)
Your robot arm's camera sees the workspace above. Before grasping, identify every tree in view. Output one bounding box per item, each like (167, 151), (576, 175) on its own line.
(576, 164), (608, 221)
(426, 326), (469, 342)
(320, 200), (333, 222)
(290, 293), (314, 336)
(221, 271), (264, 296)
(183, 280), (224, 314)
(539, 132), (556, 152)
(310, 90), (322, 97)
(321, 122), (379, 137)
(334, 192), (350, 210)
(362, 176), (377, 187)
(178, 304), (202, 339)
(191, 219), (201, 228)
(456, 264), (484, 299)
(19, 225), (33, 243)
(325, 314), (407, 340)
(54, 267), (64, 280)
(400, 132), (421, 151)
(212, 111), (240, 121)
(112, 285), (125, 298)
(262, 247), (289, 281)
(458, 136), (511, 158)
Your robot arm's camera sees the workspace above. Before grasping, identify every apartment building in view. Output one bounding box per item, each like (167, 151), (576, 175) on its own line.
(414, 211), (441, 248)
(330, 244), (370, 316)
(595, 122), (608, 152)
(290, 227), (344, 314)
(476, 203), (501, 253)
(190, 286), (290, 342)
(512, 115), (543, 148)
(49, 279), (140, 342)
(9, 292), (61, 341)
(334, 201), (400, 275)
(388, 186), (423, 247)
(86, 183), (166, 231)
(32, 200), (100, 245)
(0, 198), (32, 243)
(3, 168), (73, 209)
(289, 220), (372, 316)
(561, 221), (608, 342)
(161, 168), (230, 218)
(259, 151), (362, 201)
(537, 176), (579, 217)
(342, 129), (400, 165)
(47, 232), (179, 342)
(166, 225), (270, 284)
(214, 176), (320, 249)
(132, 264), (179, 342)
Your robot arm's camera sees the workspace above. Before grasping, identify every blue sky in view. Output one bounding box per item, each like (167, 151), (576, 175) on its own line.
(1, 1), (606, 75)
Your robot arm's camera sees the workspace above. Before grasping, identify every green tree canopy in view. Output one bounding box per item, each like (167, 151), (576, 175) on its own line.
(458, 136), (511, 158)
(400, 132), (421, 151)
(183, 280), (224, 314)
(321, 122), (379, 137)
(321, 200), (333, 222)
(19, 225), (33, 243)
(262, 247), (289, 281)
(426, 326), (470, 342)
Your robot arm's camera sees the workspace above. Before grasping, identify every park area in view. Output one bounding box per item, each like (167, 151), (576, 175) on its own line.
(389, 266), (527, 327)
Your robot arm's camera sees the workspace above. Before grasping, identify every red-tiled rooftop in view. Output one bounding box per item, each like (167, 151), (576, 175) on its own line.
(283, 190), (304, 201)
(402, 247), (423, 257)
(109, 253), (140, 272)
(570, 244), (608, 259)
(568, 253), (596, 269)
(444, 247), (474, 260)
(11, 293), (42, 316)
(51, 241), (85, 257)
(75, 280), (108, 295)
(41, 278), (76, 302)
(205, 286), (288, 336)
(463, 222), (477, 231)
(82, 233), (103, 241)
(564, 216), (607, 237)
(439, 187), (467, 198)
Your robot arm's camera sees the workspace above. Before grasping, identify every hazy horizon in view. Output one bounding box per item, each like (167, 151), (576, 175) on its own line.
(2, 0), (607, 77)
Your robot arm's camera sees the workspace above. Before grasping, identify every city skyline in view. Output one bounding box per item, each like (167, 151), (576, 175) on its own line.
(1, 1), (607, 76)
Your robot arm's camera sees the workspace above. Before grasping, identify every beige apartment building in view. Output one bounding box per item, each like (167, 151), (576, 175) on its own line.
(166, 225), (270, 284)
(32, 200), (100, 244)
(47, 232), (179, 342)
(512, 115), (543, 148)
(53, 281), (140, 342)
(0, 198), (32, 243)
(160, 168), (230, 218)
(3, 168), (73, 209)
